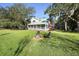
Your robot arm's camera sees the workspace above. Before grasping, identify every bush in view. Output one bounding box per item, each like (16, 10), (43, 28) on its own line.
(0, 21), (26, 29)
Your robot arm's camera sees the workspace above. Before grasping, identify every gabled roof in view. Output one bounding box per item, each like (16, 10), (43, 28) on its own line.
(28, 17), (48, 25)
(30, 17), (48, 23)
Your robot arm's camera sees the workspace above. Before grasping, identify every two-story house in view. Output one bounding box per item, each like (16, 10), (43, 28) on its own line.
(27, 17), (54, 31)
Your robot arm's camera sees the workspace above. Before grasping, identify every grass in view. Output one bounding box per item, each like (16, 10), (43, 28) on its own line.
(0, 30), (79, 56)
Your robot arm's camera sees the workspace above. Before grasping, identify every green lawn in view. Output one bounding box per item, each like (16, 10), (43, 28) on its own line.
(0, 30), (79, 56)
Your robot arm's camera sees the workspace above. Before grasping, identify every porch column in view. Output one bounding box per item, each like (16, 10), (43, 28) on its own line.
(45, 24), (47, 31)
(30, 25), (32, 29)
(33, 25), (34, 30)
(39, 25), (42, 30)
(36, 25), (37, 30)
(35, 25), (36, 30)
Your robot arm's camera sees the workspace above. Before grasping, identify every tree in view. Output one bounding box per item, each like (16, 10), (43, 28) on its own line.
(45, 3), (79, 31)
(0, 3), (35, 29)
(67, 19), (77, 31)
(71, 6), (79, 31)
(0, 7), (7, 19)
(7, 4), (35, 21)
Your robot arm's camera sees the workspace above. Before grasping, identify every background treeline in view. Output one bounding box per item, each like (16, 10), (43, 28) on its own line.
(0, 3), (79, 32)
(45, 3), (79, 32)
(0, 3), (35, 29)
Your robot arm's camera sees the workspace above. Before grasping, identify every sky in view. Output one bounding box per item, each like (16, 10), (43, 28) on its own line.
(0, 3), (50, 18)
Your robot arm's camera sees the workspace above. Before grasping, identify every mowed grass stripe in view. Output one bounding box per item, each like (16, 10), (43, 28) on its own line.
(0, 30), (79, 56)
(0, 30), (35, 56)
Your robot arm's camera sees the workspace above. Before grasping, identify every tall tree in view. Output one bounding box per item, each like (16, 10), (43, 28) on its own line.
(71, 5), (79, 31)
(45, 3), (78, 31)
(0, 3), (35, 29)
(7, 4), (35, 22)
(0, 7), (7, 19)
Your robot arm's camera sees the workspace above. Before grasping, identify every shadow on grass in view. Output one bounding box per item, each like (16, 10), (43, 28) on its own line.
(14, 36), (31, 56)
(0, 33), (11, 36)
(41, 33), (79, 55)
(57, 36), (79, 46)
(54, 35), (79, 55)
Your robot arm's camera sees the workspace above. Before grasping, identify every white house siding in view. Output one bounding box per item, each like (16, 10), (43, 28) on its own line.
(27, 17), (55, 31)
(28, 23), (49, 31)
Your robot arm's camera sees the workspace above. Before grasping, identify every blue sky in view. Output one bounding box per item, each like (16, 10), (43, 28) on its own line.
(0, 3), (50, 18)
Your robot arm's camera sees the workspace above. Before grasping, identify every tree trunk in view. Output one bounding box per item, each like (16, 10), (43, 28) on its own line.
(65, 21), (67, 31)
(77, 22), (79, 32)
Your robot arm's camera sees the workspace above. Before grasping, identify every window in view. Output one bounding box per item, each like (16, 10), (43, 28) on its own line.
(33, 20), (35, 22)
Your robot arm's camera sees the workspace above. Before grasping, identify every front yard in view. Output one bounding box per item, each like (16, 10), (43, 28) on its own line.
(0, 30), (79, 56)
